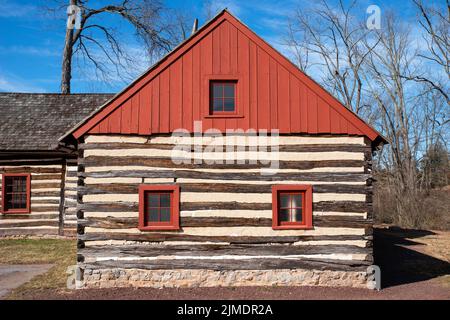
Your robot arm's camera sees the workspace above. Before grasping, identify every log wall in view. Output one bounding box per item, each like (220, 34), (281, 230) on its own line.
(77, 134), (374, 287)
(0, 158), (77, 237)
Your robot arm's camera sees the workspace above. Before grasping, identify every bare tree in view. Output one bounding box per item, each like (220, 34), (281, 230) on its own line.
(406, 0), (450, 104)
(59, 0), (186, 94)
(286, 0), (380, 114)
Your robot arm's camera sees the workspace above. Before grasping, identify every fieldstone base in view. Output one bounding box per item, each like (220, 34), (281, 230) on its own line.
(81, 268), (368, 289)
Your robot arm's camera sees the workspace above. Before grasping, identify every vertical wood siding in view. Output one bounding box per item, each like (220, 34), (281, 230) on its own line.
(80, 15), (379, 141)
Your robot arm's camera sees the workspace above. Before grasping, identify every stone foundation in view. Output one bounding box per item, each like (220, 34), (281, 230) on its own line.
(81, 268), (368, 289)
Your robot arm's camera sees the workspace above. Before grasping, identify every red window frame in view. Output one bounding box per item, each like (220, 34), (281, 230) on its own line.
(209, 81), (237, 115)
(272, 185), (313, 230)
(138, 185), (180, 231)
(1, 173), (31, 214)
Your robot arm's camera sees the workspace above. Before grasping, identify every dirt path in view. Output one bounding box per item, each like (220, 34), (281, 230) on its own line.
(0, 264), (53, 299)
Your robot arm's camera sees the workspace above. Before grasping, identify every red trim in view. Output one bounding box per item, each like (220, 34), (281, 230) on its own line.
(138, 185), (180, 231)
(1, 173), (31, 214)
(69, 10), (384, 144)
(272, 185), (313, 230)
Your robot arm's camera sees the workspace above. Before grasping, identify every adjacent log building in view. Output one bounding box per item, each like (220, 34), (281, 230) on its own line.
(0, 93), (112, 237)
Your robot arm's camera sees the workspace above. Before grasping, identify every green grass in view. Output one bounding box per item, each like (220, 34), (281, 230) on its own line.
(0, 239), (76, 299)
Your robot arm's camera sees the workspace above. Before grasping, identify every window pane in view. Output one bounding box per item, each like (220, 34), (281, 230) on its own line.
(212, 84), (223, 98)
(148, 194), (159, 207)
(224, 98), (235, 111)
(279, 209), (289, 222)
(160, 208), (171, 222)
(4, 176), (27, 210)
(280, 194), (290, 208)
(160, 193), (171, 207)
(148, 208), (159, 222)
(294, 208), (303, 222)
(213, 98), (223, 111)
(291, 194), (302, 208)
(224, 84), (235, 97)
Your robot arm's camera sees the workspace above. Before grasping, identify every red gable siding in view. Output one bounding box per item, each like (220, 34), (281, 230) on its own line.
(74, 11), (384, 143)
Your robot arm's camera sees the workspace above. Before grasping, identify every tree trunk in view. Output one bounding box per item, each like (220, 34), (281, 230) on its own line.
(61, 0), (77, 94)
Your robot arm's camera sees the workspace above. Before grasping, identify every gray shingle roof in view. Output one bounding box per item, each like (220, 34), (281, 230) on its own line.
(0, 93), (114, 151)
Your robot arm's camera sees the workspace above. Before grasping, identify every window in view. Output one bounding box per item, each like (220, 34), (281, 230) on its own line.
(1, 174), (31, 214)
(272, 185), (313, 230)
(210, 81), (237, 114)
(138, 185), (180, 231)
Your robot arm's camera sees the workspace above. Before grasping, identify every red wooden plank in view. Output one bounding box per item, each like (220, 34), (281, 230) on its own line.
(329, 107), (341, 133)
(138, 84), (151, 135)
(277, 64), (290, 133)
(159, 70), (170, 133)
(340, 117), (348, 133)
(151, 77), (160, 133)
(230, 23), (238, 74)
(249, 41), (258, 129)
(192, 45), (201, 126)
(257, 47), (270, 130)
(237, 30), (250, 130)
(201, 32), (213, 131)
(120, 99), (132, 134)
(130, 94), (140, 134)
(317, 97), (330, 133)
(182, 50), (193, 131)
(98, 117), (109, 133)
(170, 58), (183, 131)
(300, 84), (308, 132)
(212, 27), (221, 75)
(289, 74), (301, 132)
(307, 91), (318, 134)
(220, 21), (230, 74)
(269, 57), (278, 130)
(109, 105), (122, 133)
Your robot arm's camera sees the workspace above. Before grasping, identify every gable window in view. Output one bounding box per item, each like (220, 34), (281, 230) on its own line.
(272, 185), (313, 230)
(138, 185), (180, 231)
(1, 174), (31, 214)
(210, 81), (237, 114)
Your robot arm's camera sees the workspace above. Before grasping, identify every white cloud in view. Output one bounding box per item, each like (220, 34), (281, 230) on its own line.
(0, 1), (37, 18)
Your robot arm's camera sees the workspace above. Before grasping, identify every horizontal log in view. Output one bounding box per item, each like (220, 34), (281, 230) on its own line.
(79, 244), (370, 260)
(79, 183), (370, 196)
(0, 213), (59, 220)
(79, 232), (371, 244)
(31, 199), (60, 205)
(31, 174), (62, 180)
(0, 220), (59, 228)
(30, 206), (62, 212)
(0, 167), (62, 174)
(79, 170), (370, 182)
(79, 201), (369, 213)
(81, 257), (371, 272)
(81, 157), (365, 171)
(31, 183), (61, 189)
(80, 143), (370, 153)
(80, 216), (372, 229)
(31, 191), (61, 197)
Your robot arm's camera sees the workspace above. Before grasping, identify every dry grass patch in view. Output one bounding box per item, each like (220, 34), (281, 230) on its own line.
(0, 239), (76, 299)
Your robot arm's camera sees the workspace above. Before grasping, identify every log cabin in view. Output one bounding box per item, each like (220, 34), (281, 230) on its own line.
(0, 93), (112, 237)
(60, 10), (387, 289)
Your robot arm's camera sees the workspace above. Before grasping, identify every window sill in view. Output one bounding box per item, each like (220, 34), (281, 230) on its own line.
(1, 210), (31, 215)
(272, 225), (313, 230)
(204, 114), (244, 119)
(138, 225), (180, 231)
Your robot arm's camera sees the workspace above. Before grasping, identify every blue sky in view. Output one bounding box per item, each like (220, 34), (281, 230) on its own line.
(0, 0), (421, 93)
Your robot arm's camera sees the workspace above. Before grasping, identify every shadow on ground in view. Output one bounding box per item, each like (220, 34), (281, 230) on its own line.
(374, 227), (450, 289)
